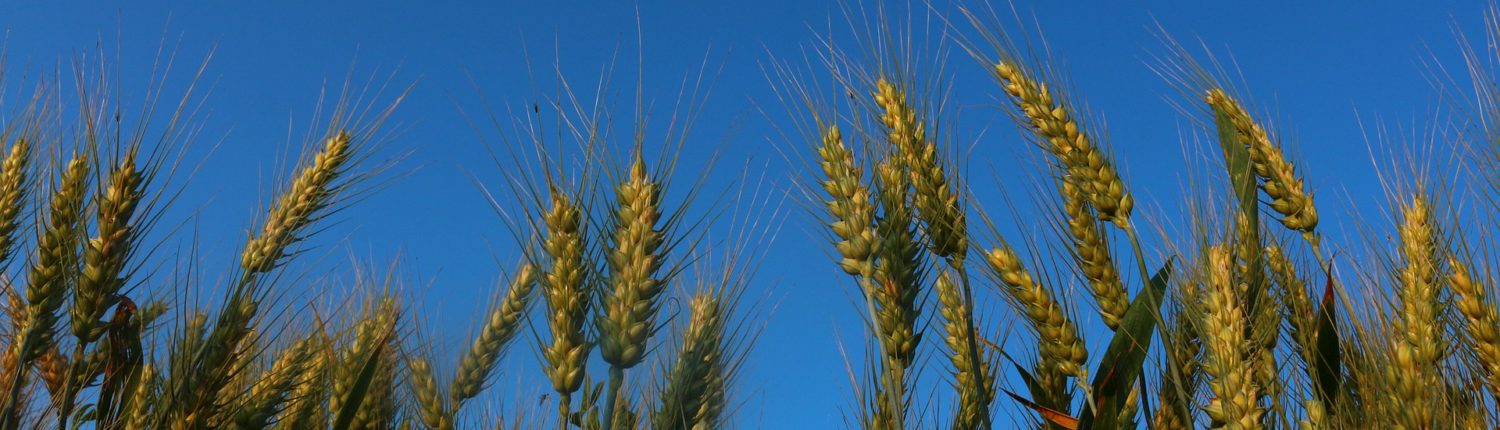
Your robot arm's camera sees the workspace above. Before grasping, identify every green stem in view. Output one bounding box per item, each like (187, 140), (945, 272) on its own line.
(603, 365), (624, 430)
(55, 343), (91, 430)
(558, 392), (573, 430)
(950, 259), (992, 429)
(1123, 223), (1189, 422)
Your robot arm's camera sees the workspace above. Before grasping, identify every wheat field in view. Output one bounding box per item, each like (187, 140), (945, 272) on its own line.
(1, 2), (1499, 429)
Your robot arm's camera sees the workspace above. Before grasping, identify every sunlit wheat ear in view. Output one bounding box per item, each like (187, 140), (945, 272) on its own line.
(540, 189), (591, 399)
(993, 61), (1133, 227)
(1060, 178), (1128, 330)
(410, 356), (453, 430)
(240, 130), (352, 276)
(1387, 194), (1444, 428)
(1231, 213), (1280, 424)
(1203, 89), (1318, 238)
(7, 153), (89, 405)
(983, 246), (1087, 382)
(870, 157), (924, 366)
(1449, 256), (1500, 399)
(231, 335), (317, 429)
(654, 293), (725, 430)
(0, 138), (32, 265)
(74, 150), (144, 343)
(600, 154), (669, 371)
(873, 79), (967, 261)
(1199, 245), (1263, 429)
(935, 270), (994, 430)
(450, 263), (536, 407)
(817, 125), (879, 278)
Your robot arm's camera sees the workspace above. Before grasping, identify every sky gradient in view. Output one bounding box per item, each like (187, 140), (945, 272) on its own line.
(0, 1), (1492, 427)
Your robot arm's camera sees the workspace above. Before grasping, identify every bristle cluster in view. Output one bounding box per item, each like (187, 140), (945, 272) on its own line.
(994, 61), (1133, 227)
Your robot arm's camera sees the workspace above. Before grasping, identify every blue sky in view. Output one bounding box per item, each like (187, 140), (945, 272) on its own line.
(0, 1), (1492, 427)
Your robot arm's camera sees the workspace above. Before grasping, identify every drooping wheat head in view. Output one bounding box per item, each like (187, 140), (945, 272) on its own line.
(983, 245), (1087, 403)
(1060, 178), (1128, 330)
(1203, 89), (1318, 238)
(993, 61), (1133, 227)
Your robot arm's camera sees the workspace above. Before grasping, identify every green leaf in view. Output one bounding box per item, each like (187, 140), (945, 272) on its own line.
(1211, 100), (1258, 226)
(332, 324), (395, 430)
(1078, 259), (1174, 430)
(1312, 261), (1344, 408)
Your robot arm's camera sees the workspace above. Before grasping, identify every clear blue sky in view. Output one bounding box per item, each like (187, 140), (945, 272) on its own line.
(0, 1), (1489, 427)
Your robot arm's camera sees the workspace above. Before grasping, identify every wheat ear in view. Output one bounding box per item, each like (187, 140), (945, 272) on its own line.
(4, 153), (90, 418)
(0, 138), (32, 265)
(451, 263), (536, 406)
(653, 293), (726, 430)
(994, 61), (1132, 227)
(73, 150), (144, 343)
(1060, 179), (1128, 330)
(540, 188), (591, 423)
(985, 246), (1087, 409)
(1203, 89), (1318, 237)
(1450, 257), (1500, 400)
(936, 270), (995, 429)
(1387, 194), (1443, 429)
(1200, 246), (1263, 429)
(411, 357), (454, 430)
